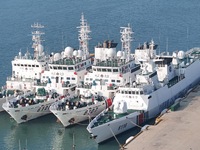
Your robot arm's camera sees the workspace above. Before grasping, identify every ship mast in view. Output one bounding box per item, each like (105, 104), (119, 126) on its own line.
(120, 24), (133, 63)
(77, 13), (91, 60)
(31, 23), (45, 60)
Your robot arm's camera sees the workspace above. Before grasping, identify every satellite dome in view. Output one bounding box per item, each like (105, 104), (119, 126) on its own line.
(35, 44), (44, 53)
(64, 47), (73, 57)
(177, 51), (185, 59)
(121, 51), (127, 59)
(106, 48), (116, 58)
(117, 51), (123, 57)
(73, 50), (78, 57)
(77, 50), (83, 58)
(61, 51), (65, 58)
(54, 53), (61, 61)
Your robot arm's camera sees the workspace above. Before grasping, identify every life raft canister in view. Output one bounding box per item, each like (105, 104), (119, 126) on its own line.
(106, 98), (112, 108)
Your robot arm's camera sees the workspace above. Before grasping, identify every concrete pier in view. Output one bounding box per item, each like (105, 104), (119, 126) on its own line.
(123, 86), (200, 150)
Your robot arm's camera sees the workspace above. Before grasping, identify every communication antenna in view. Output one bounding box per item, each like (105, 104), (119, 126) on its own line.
(166, 37), (168, 55)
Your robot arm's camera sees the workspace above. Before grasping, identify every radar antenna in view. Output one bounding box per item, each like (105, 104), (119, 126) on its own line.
(31, 23), (45, 60)
(77, 13), (91, 60)
(120, 23), (133, 63)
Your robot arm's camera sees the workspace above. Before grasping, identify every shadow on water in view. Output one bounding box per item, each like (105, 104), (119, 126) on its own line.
(0, 111), (156, 150)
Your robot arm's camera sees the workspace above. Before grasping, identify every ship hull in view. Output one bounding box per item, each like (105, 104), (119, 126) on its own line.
(87, 59), (200, 143)
(2, 99), (57, 123)
(50, 101), (108, 127)
(0, 96), (15, 112)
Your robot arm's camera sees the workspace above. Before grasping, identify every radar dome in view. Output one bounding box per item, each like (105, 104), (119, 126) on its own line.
(77, 50), (83, 58)
(73, 50), (78, 57)
(106, 48), (116, 58)
(117, 51), (123, 57)
(54, 53), (61, 61)
(36, 44), (44, 53)
(121, 51), (127, 59)
(64, 47), (73, 57)
(61, 51), (65, 58)
(177, 51), (185, 59)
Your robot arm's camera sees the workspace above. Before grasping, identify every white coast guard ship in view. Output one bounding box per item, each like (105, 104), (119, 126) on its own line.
(87, 41), (200, 143)
(2, 14), (92, 123)
(1, 23), (48, 112)
(50, 24), (141, 127)
(36, 13), (92, 96)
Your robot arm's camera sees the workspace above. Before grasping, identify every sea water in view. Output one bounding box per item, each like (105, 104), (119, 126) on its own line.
(0, 0), (200, 149)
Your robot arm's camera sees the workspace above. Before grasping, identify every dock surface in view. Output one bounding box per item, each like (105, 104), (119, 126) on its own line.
(124, 86), (200, 150)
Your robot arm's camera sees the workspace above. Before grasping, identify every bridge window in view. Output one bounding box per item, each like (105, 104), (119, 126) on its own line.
(68, 67), (74, 70)
(107, 69), (112, 72)
(113, 69), (118, 72)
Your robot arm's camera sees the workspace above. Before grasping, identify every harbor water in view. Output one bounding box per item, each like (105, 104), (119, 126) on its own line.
(0, 0), (200, 149)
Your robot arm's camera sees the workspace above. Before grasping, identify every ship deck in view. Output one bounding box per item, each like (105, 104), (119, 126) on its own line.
(92, 109), (136, 127)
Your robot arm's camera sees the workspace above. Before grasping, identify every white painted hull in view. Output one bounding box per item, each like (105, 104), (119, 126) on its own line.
(87, 58), (200, 143)
(2, 99), (58, 123)
(50, 101), (108, 127)
(87, 110), (140, 143)
(0, 96), (15, 112)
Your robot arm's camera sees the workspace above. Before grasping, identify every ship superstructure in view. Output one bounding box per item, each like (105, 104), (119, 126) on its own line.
(76, 24), (140, 100)
(35, 13), (92, 96)
(6, 23), (48, 91)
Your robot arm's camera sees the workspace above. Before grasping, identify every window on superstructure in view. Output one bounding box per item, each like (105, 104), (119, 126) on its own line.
(21, 64), (24, 66)
(28, 65), (31, 67)
(71, 86), (76, 91)
(58, 66), (62, 70)
(32, 65), (35, 67)
(90, 78), (93, 81)
(51, 77), (55, 79)
(125, 91), (128, 94)
(140, 91), (144, 94)
(136, 91), (139, 95)
(105, 79), (108, 82)
(129, 91), (131, 94)
(53, 66), (57, 70)
(86, 78), (89, 81)
(121, 91), (124, 94)
(25, 64), (27, 67)
(36, 65), (39, 67)
(113, 69), (118, 72)
(132, 91), (135, 94)
(102, 68), (106, 72)
(50, 66), (52, 69)
(17, 64), (20, 66)
(97, 68), (101, 72)
(93, 68), (96, 71)
(107, 69), (111, 72)
(68, 67), (74, 70)
(14, 64), (16, 66)
(67, 77), (70, 80)
(63, 67), (67, 70)
(111, 80), (115, 82)
(117, 80), (120, 83)
(72, 78), (75, 80)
